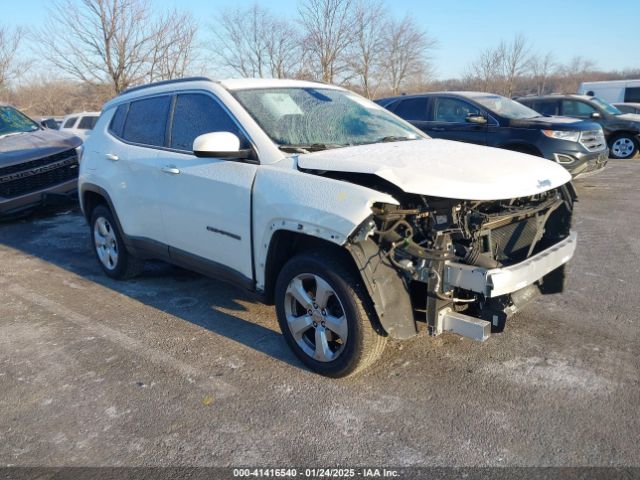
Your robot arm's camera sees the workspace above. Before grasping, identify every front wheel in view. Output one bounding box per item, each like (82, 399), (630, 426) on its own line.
(609, 134), (639, 159)
(275, 253), (386, 377)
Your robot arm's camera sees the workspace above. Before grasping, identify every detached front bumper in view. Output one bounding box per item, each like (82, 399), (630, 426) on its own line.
(443, 231), (577, 298)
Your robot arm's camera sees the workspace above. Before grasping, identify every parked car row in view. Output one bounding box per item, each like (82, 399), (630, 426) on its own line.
(1, 76), (637, 377)
(376, 92), (609, 177)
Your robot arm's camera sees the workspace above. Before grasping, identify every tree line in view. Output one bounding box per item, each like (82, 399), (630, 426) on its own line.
(0, 0), (638, 116)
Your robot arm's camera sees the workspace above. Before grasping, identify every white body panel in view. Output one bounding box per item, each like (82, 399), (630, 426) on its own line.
(252, 160), (398, 290)
(578, 79), (640, 103)
(297, 139), (571, 201)
(155, 150), (256, 278)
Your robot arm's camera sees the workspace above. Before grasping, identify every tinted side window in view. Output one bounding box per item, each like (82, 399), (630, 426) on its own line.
(170, 93), (243, 151)
(561, 100), (596, 118)
(109, 104), (128, 137)
(122, 96), (172, 147)
(624, 87), (640, 103)
(63, 117), (77, 128)
(78, 116), (98, 130)
(393, 98), (428, 121)
(533, 101), (559, 116)
(433, 98), (478, 123)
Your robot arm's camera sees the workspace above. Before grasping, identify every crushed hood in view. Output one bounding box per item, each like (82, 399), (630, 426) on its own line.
(297, 139), (572, 201)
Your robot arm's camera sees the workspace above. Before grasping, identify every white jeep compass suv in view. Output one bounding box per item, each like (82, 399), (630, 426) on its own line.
(79, 77), (578, 377)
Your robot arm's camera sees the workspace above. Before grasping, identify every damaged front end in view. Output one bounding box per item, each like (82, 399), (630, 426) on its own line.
(348, 184), (577, 341)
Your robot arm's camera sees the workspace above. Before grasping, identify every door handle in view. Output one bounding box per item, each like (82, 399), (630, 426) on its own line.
(105, 153), (119, 161)
(161, 165), (180, 175)
(430, 127), (445, 131)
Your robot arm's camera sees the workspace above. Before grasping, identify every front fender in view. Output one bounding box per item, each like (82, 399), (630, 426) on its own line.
(252, 164), (398, 290)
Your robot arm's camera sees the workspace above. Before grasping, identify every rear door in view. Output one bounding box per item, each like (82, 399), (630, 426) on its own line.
(158, 92), (257, 281)
(389, 97), (430, 132)
(528, 100), (560, 116)
(108, 95), (172, 246)
(423, 97), (487, 144)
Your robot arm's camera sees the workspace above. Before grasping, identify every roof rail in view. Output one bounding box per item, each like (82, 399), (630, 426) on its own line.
(118, 76), (213, 96)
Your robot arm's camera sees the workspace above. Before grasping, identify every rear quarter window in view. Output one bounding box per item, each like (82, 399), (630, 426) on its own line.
(122, 96), (172, 147)
(109, 104), (128, 138)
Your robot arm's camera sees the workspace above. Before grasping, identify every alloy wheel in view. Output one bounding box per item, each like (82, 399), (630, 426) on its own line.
(612, 137), (635, 158)
(283, 273), (348, 362)
(94, 216), (119, 270)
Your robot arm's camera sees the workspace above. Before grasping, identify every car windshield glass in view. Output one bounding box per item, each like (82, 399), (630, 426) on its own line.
(473, 95), (540, 119)
(0, 106), (40, 137)
(233, 87), (424, 150)
(590, 97), (622, 115)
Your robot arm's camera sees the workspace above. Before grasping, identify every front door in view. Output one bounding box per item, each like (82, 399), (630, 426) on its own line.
(157, 92), (257, 281)
(424, 97), (488, 145)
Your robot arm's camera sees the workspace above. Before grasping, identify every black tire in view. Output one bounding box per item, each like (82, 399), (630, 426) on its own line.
(609, 133), (639, 159)
(275, 252), (386, 378)
(90, 204), (144, 279)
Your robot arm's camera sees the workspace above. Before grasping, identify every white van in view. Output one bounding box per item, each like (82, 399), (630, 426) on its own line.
(578, 80), (640, 103)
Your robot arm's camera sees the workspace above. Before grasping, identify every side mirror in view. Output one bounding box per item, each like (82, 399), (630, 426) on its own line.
(591, 112), (601, 119)
(193, 132), (252, 159)
(466, 114), (487, 125)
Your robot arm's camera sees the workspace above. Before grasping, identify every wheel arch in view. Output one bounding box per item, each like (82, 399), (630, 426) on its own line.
(80, 184), (125, 235)
(263, 229), (417, 340)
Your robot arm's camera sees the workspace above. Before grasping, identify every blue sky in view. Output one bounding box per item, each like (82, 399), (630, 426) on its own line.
(5, 0), (640, 79)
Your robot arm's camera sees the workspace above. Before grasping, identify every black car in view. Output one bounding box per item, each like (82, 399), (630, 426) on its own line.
(518, 95), (640, 160)
(0, 104), (82, 218)
(376, 92), (608, 177)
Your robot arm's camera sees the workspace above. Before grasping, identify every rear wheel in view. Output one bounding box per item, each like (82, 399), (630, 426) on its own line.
(275, 253), (386, 377)
(90, 204), (144, 279)
(609, 134), (638, 159)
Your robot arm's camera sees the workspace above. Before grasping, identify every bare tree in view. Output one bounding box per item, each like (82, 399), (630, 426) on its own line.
(501, 34), (530, 97)
(383, 16), (436, 95)
(148, 10), (198, 82)
(468, 34), (530, 96)
(347, 0), (386, 98)
(0, 25), (28, 94)
(37, 0), (198, 94)
(210, 4), (301, 79)
(467, 46), (504, 93)
(528, 51), (555, 95)
(298, 0), (357, 83)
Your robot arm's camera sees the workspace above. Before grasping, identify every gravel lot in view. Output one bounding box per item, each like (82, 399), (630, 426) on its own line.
(0, 160), (638, 469)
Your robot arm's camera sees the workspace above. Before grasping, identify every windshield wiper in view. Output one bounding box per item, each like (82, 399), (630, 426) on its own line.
(278, 143), (346, 154)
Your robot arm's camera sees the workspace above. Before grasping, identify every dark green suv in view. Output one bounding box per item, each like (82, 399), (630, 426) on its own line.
(518, 95), (640, 159)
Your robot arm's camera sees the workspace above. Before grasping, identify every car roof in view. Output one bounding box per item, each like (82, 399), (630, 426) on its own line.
(377, 91), (507, 103)
(104, 77), (343, 111)
(218, 78), (339, 91)
(614, 102), (640, 107)
(519, 94), (593, 101)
